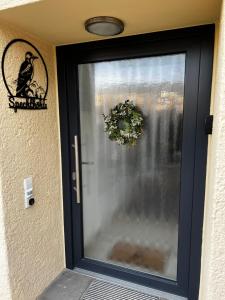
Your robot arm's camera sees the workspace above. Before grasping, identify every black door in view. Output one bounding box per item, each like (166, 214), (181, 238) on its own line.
(57, 25), (214, 299)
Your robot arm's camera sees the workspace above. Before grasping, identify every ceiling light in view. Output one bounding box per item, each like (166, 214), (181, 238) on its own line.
(85, 16), (124, 36)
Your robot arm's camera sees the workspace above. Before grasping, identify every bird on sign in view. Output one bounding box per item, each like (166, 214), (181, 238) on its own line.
(16, 51), (38, 98)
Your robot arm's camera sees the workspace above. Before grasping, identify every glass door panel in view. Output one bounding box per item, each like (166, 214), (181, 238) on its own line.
(78, 54), (185, 280)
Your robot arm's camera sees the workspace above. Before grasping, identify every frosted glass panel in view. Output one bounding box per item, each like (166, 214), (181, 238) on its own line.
(78, 54), (185, 280)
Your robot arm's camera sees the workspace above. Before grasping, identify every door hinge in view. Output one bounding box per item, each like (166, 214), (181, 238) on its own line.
(205, 115), (213, 135)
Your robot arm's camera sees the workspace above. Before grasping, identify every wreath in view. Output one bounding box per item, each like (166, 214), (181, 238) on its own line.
(103, 100), (144, 145)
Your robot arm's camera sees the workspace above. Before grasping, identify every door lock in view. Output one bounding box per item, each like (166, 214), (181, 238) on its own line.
(205, 115), (213, 135)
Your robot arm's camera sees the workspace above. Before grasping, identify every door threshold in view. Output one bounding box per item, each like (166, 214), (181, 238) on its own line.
(73, 267), (187, 300)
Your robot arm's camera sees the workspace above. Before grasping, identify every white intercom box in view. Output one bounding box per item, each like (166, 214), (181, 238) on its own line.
(24, 177), (35, 208)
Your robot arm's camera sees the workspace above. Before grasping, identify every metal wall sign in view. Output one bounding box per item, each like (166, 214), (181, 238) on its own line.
(1, 39), (48, 112)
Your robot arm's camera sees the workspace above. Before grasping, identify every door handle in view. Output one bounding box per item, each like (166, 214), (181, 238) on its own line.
(72, 135), (81, 204)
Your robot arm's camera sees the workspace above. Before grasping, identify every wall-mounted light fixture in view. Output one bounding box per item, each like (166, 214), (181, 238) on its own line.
(85, 16), (124, 36)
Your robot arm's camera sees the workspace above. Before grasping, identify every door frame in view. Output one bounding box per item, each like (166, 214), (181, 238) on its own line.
(56, 25), (214, 300)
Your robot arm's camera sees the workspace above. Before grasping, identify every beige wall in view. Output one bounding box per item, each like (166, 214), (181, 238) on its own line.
(0, 176), (11, 300)
(199, 2), (225, 300)
(0, 21), (65, 300)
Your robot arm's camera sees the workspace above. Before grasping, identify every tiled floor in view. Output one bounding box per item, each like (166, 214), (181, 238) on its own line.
(37, 270), (93, 300)
(37, 269), (186, 300)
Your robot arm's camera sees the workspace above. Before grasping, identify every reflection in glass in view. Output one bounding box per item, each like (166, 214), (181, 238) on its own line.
(78, 54), (185, 280)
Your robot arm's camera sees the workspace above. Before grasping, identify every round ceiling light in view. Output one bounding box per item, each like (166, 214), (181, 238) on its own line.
(85, 16), (124, 36)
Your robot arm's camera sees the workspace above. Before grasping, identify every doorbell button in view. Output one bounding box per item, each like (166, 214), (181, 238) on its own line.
(29, 198), (35, 206)
(24, 177), (35, 208)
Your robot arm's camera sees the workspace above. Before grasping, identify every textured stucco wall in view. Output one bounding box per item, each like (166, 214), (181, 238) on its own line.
(199, 2), (225, 300)
(0, 176), (11, 300)
(0, 21), (65, 300)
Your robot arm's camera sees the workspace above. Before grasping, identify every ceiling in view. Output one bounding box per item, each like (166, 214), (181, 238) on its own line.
(0, 0), (221, 45)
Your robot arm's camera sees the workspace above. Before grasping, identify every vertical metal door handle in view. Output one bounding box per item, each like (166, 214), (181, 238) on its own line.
(72, 135), (81, 204)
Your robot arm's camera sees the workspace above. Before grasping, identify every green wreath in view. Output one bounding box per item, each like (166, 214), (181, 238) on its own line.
(103, 100), (144, 145)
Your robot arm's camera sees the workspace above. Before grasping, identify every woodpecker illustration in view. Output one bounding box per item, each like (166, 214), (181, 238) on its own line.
(16, 51), (38, 97)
